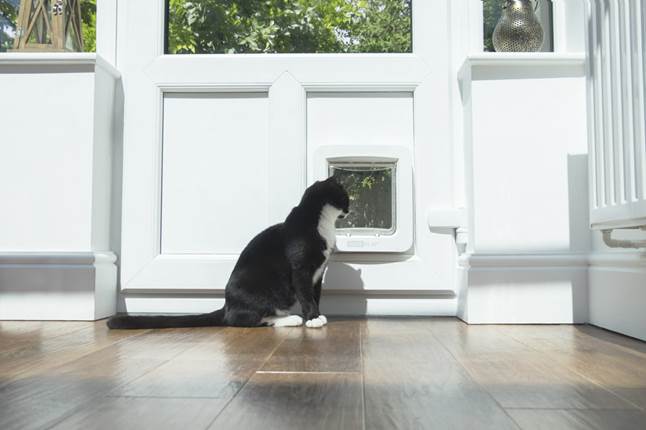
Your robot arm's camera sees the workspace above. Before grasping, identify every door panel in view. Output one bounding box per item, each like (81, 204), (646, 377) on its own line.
(161, 93), (270, 255)
(118, 0), (456, 297)
(307, 93), (414, 148)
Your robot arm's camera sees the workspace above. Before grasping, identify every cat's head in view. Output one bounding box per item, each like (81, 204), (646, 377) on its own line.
(302, 177), (350, 219)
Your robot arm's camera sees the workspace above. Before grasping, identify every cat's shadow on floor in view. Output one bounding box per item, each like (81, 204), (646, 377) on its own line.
(318, 262), (367, 320)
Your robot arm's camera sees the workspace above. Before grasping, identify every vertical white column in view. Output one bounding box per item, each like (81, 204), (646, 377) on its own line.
(634, 0), (646, 201)
(96, 0), (118, 65)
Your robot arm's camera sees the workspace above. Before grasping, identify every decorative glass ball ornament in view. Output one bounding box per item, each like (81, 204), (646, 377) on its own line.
(493, 0), (544, 52)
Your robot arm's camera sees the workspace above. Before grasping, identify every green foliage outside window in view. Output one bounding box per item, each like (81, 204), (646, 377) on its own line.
(166, 0), (412, 54)
(0, 0), (17, 52)
(331, 166), (394, 231)
(0, 0), (96, 52)
(483, 0), (504, 52)
(81, 0), (96, 52)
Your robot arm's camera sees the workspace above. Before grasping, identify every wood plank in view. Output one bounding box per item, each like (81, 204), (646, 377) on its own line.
(0, 321), (89, 349)
(50, 397), (224, 430)
(431, 322), (637, 410)
(0, 321), (146, 383)
(1, 319), (645, 430)
(507, 409), (646, 430)
(362, 318), (460, 363)
(362, 319), (519, 430)
(549, 349), (646, 410)
(210, 372), (363, 430)
(0, 358), (165, 430)
(0, 329), (198, 430)
(576, 325), (646, 356)
(426, 318), (535, 360)
(496, 324), (646, 357)
(493, 324), (590, 352)
(261, 319), (361, 372)
(115, 327), (287, 399)
(0, 321), (95, 364)
(497, 325), (646, 409)
(458, 354), (636, 410)
(176, 326), (288, 361)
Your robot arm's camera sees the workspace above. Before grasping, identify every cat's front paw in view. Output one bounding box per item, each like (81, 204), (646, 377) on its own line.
(305, 316), (327, 328)
(274, 315), (303, 327)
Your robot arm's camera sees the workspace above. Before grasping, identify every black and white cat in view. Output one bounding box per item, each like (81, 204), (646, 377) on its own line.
(107, 177), (350, 329)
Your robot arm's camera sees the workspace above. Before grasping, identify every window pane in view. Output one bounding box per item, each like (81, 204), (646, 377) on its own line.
(166, 0), (412, 54)
(0, 0), (95, 53)
(330, 162), (395, 234)
(0, 0), (19, 51)
(483, 0), (553, 52)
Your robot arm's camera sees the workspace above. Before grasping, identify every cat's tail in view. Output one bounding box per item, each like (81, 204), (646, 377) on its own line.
(106, 308), (225, 329)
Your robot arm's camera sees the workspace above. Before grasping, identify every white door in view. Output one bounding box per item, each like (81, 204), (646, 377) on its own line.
(118, 0), (458, 314)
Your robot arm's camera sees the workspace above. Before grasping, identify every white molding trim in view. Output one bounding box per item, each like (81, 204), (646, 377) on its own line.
(458, 252), (589, 324)
(463, 52), (586, 68)
(459, 53), (586, 81)
(460, 252), (646, 267)
(0, 52), (99, 65)
(0, 53), (121, 79)
(459, 253), (590, 268)
(121, 291), (458, 316)
(0, 251), (116, 266)
(0, 252), (117, 321)
(303, 83), (420, 93)
(157, 83), (272, 93)
(121, 288), (455, 297)
(589, 251), (646, 341)
(458, 252), (646, 269)
(588, 252), (646, 268)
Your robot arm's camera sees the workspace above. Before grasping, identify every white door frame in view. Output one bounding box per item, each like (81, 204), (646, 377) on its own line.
(117, 0), (459, 314)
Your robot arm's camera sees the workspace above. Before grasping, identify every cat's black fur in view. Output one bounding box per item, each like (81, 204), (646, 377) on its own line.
(107, 177), (349, 329)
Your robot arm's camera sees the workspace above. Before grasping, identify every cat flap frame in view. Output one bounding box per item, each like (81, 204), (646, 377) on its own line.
(313, 146), (413, 253)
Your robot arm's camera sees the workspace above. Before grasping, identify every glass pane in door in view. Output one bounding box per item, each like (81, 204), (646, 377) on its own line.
(166, 0), (412, 54)
(330, 162), (396, 235)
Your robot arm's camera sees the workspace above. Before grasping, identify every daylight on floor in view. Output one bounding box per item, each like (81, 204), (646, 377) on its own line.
(1, 0), (645, 429)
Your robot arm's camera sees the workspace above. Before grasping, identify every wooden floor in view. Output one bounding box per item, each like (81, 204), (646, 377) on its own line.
(1, 318), (646, 430)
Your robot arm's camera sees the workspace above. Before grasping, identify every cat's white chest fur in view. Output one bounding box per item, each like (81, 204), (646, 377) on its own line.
(313, 204), (340, 283)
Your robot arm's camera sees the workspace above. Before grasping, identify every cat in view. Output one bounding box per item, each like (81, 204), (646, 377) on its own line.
(107, 176), (350, 329)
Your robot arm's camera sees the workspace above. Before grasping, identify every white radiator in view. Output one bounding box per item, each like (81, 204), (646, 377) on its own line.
(587, 0), (646, 229)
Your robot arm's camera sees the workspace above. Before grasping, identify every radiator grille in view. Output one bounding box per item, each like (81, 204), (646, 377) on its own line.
(587, 0), (646, 229)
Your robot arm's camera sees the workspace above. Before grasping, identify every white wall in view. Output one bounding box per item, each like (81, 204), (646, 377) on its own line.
(589, 232), (646, 340)
(458, 54), (591, 324)
(0, 71), (95, 251)
(0, 54), (120, 320)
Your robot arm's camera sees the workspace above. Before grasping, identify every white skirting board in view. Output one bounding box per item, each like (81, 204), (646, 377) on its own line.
(0, 252), (117, 320)
(120, 290), (458, 317)
(457, 254), (589, 324)
(588, 253), (646, 341)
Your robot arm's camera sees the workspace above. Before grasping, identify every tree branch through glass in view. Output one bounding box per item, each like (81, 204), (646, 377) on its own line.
(166, 0), (412, 54)
(330, 163), (395, 234)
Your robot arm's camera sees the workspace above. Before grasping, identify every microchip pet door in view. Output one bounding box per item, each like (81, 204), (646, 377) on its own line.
(312, 146), (413, 253)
